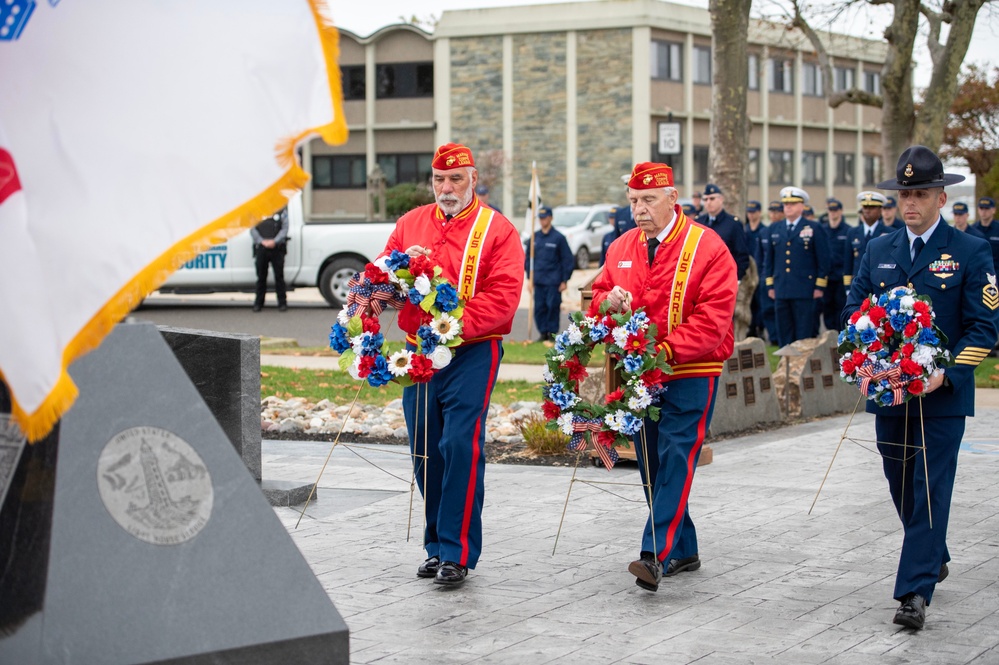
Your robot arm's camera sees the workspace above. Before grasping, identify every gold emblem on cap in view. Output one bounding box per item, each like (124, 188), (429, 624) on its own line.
(904, 163), (914, 178)
(643, 175), (653, 185)
(446, 155), (456, 166)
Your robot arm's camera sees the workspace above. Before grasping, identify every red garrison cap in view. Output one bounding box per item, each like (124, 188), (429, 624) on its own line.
(431, 143), (475, 170)
(628, 162), (674, 189)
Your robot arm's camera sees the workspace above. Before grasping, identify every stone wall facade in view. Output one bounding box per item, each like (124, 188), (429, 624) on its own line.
(449, 36), (505, 182)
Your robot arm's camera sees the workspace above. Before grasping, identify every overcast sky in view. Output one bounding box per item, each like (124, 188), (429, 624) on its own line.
(332, 0), (998, 89)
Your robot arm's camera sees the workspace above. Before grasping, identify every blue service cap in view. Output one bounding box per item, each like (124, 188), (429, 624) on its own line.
(768, 200), (783, 212)
(475, 185), (489, 195)
(681, 203), (698, 217)
(884, 196), (897, 209)
(952, 202), (969, 214)
(703, 183), (722, 196)
(827, 199), (843, 211)
(746, 200), (761, 213)
(538, 205), (553, 218)
(980, 197), (996, 209)
(803, 206), (815, 217)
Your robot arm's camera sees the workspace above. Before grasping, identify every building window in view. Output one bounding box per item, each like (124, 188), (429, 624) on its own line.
(651, 40), (683, 81)
(834, 66), (855, 93)
(802, 63), (824, 96)
(834, 153), (855, 186)
(341, 65), (365, 101)
(375, 62), (433, 99)
(769, 58), (793, 94)
(312, 155), (366, 189)
(864, 70), (881, 95)
(769, 150), (793, 185)
(651, 147), (684, 185)
(748, 54), (759, 91)
(693, 145), (710, 184)
(693, 45), (712, 85)
(863, 154), (881, 186)
(802, 152), (825, 185)
(377, 153), (433, 187)
(747, 149), (760, 185)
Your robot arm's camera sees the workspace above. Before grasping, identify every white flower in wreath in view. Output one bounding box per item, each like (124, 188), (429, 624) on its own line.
(899, 294), (915, 311)
(566, 324), (584, 345)
(911, 344), (936, 366)
(373, 255), (391, 274)
(604, 410), (625, 432)
(557, 413), (574, 435)
(414, 274), (432, 296)
(429, 345), (453, 369)
(432, 313), (462, 343)
(612, 326), (630, 348)
(854, 315), (874, 331)
(347, 357), (363, 380)
(387, 349), (414, 377)
(542, 366), (555, 383)
(337, 308), (350, 326)
(628, 384), (652, 411)
(351, 332), (369, 355)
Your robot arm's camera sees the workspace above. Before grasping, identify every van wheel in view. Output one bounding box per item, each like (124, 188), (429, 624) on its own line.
(575, 246), (590, 270)
(319, 258), (365, 307)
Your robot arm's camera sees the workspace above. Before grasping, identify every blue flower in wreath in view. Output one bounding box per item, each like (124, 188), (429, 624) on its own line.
(434, 283), (459, 312)
(589, 321), (609, 342)
(553, 331), (570, 354)
(408, 288), (424, 306)
(879, 390), (895, 407)
(877, 293), (890, 307)
(620, 412), (643, 435)
(549, 383), (578, 409)
(624, 311), (648, 334)
(623, 354), (644, 374)
(890, 312), (910, 331)
(367, 355), (394, 387)
(918, 327), (939, 345)
(360, 332), (384, 356)
(385, 250), (411, 271)
(859, 327), (878, 345)
(417, 324), (438, 354)
(329, 323), (351, 353)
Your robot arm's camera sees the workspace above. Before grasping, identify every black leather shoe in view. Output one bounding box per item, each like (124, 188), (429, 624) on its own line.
(252, 305), (262, 312)
(938, 563), (949, 583)
(434, 561), (467, 586)
(628, 552), (663, 592)
(417, 556), (440, 579)
(278, 304), (288, 312)
(893, 594), (927, 630)
(665, 554), (701, 577)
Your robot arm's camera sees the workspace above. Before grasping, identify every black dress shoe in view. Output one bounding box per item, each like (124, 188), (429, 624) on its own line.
(252, 305), (262, 312)
(665, 554), (701, 577)
(628, 552), (663, 592)
(893, 594), (927, 630)
(938, 563), (949, 583)
(434, 561), (467, 586)
(417, 556), (440, 578)
(278, 304), (288, 312)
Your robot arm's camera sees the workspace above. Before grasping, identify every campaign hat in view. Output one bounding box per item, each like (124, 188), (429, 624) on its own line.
(432, 143), (475, 170)
(628, 162), (675, 189)
(779, 186), (809, 204)
(857, 191), (886, 207)
(876, 145), (965, 190)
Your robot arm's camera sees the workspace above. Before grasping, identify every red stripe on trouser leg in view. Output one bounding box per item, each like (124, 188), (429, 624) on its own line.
(458, 340), (500, 566)
(659, 378), (714, 561)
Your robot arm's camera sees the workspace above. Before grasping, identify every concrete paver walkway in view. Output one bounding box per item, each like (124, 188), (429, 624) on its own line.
(267, 399), (999, 664)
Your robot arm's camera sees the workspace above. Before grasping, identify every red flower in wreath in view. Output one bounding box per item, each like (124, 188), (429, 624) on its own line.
(364, 263), (390, 284)
(605, 388), (624, 404)
(562, 357), (589, 383)
(361, 314), (381, 334)
(408, 354), (435, 383)
(642, 367), (668, 388)
(904, 321), (919, 337)
(851, 350), (866, 366)
(842, 358), (856, 374)
(900, 358), (922, 375)
(408, 254), (434, 277)
(907, 379), (925, 395)
(625, 333), (649, 354)
(869, 305), (887, 323)
(596, 430), (617, 448)
(913, 301), (930, 314)
(358, 355), (376, 377)
(542, 401), (561, 420)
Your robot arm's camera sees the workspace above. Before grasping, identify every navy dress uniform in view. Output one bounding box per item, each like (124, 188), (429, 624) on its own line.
(697, 183), (750, 281)
(744, 200), (767, 337)
(600, 203), (637, 266)
(952, 202), (985, 239)
(759, 201), (783, 343)
(763, 186), (831, 347)
(843, 145), (999, 630)
(844, 191), (895, 284)
(820, 199), (849, 332)
(972, 197), (999, 273)
(526, 206), (574, 341)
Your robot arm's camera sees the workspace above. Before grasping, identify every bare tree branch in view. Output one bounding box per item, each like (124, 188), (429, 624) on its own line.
(920, 3), (950, 67)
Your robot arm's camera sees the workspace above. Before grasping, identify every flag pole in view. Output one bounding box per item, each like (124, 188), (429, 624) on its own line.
(527, 161), (537, 342)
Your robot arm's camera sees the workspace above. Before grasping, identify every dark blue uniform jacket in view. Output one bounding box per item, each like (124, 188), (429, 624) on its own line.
(525, 228), (574, 286)
(763, 218), (831, 299)
(698, 209), (750, 280)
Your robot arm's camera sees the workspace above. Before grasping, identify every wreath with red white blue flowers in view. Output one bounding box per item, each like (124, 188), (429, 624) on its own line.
(328, 249), (464, 387)
(838, 286), (953, 406)
(542, 304), (671, 468)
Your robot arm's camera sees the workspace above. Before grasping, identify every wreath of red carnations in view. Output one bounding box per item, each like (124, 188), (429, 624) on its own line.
(838, 286), (953, 406)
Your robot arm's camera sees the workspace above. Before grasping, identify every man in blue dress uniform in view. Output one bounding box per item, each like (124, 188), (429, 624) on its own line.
(882, 195), (900, 230)
(820, 199), (849, 333)
(952, 202), (984, 238)
(843, 191), (894, 290)
(601, 183), (637, 266)
(759, 201), (783, 343)
(763, 186), (830, 347)
(525, 206), (574, 341)
(843, 145), (999, 630)
(697, 183), (750, 281)
(744, 200), (766, 338)
(972, 197), (999, 273)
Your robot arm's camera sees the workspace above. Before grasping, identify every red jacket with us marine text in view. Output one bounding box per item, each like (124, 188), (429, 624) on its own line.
(380, 196), (525, 344)
(588, 207), (737, 380)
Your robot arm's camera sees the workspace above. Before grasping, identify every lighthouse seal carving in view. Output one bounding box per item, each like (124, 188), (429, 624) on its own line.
(97, 426), (213, 545)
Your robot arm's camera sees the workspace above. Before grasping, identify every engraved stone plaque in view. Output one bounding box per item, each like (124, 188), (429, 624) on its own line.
(822, 374), (834, 388)
(739, 349), (754, 370)
(810, 359), (823, 374)
(97, 426), (213, 546)
(743, 377), (756, 405)
(803, 376), (815, 391)
(726, 383), (738, 398)
(0, 415), (27, 514)
(727, 358), (740, 373)
(761, 377), (771, 391)
(754, 352), (765, 368)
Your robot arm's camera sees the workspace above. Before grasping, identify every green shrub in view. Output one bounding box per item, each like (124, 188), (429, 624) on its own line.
(518, 413), (570, 456)
(385, 183), (435, 218)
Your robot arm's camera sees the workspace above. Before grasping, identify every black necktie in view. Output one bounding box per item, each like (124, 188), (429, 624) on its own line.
(647, 238), (660, 266)
(912, 237), (924, 261)
(709, 217), (716, 226)
(787, 222), (794, 233)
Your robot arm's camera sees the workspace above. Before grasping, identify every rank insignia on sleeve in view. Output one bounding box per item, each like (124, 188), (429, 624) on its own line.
(984, 273), (999, 311)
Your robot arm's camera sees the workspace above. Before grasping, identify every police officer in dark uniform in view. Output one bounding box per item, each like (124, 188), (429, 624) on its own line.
(526, 206), (574, 342)
(820, 199), (849, 332)
(762, 186), (830, 346)
(251, 207), (289, 312)
(697, 183), (750, 280)
(601, 200), (637, 266)
(744, 200), (766, 338)
(759, 201), (784, 343)
(951, 202), (984, 238)
(881, 195), (900, 229)
(972, 196), (999, 273)
(843, 145), (999, 631)
(843, 191), (893, 289)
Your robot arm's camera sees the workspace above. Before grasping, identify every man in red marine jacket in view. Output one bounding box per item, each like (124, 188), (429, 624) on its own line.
(589, 162), (737, 593)
(380, 143), (525, 587)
